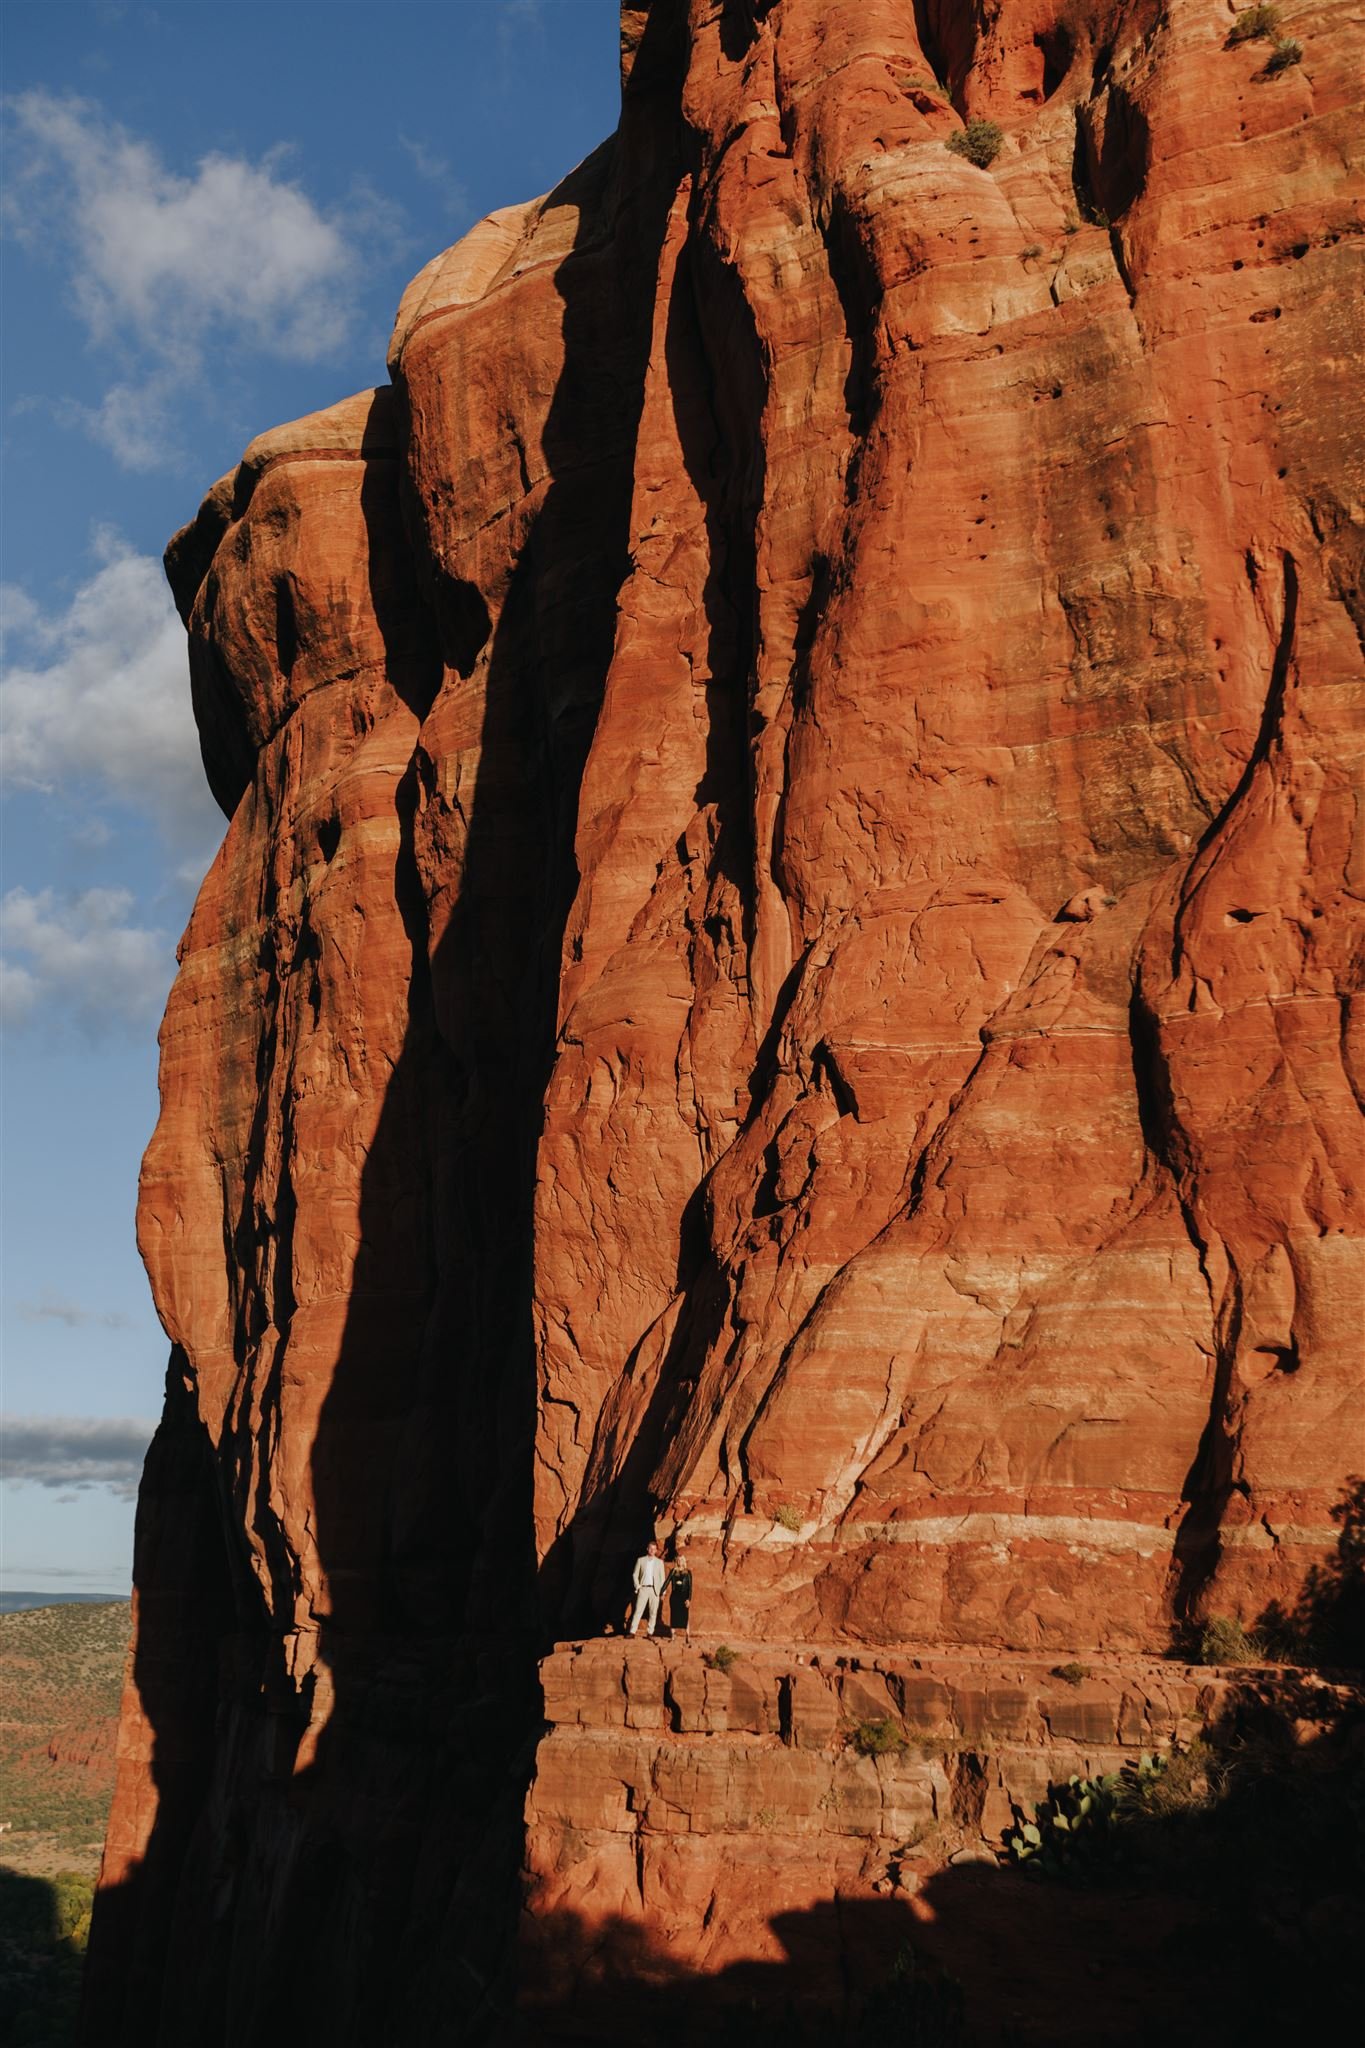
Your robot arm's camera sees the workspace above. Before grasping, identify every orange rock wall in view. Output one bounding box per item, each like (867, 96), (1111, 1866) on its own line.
(86, 1), (1363, 2040)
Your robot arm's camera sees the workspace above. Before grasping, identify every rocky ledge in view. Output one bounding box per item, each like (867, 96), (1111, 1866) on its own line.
(520, 1635), (1362, 2042)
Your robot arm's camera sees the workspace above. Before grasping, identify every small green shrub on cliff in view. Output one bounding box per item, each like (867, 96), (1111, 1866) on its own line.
(772, 1503), (802, 1531)
(1197, 1614), (1264, 1665)
(705, 1643), (738, 1672)
(946, 119), (1004, 169)
(1262, 36), (1303, 70)
(1053, 1661), (1091, 1686)
(851, 1716), (907, 1758)
(1228, 5), (1281, 42)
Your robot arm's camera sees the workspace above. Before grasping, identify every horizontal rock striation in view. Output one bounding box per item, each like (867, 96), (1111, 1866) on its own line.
(87, 0), (1363, 2040)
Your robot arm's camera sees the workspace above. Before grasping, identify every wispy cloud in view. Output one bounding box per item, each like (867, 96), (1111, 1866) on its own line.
(19, 1297), (135, 1331)
(0, 885), (170, 1037)
(1, 528), (218, 862)
(500, 0), (546, 44)
(1, 1414), (157, 1500)
(3, 1567), (123, 1583)
(2, 90), (372, 468)
(399, 135), (470, 221)
(58, 372), (182, 472)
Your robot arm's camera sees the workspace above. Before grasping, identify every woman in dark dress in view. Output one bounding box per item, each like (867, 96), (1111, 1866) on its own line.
(665, 1540), (693, 1643)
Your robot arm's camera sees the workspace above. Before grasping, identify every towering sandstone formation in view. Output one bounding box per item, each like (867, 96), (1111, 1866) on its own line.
(87, 1), (1362, 2040)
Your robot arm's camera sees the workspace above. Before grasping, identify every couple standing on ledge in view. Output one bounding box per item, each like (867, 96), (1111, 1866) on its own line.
(628, 1538), (692, 1642)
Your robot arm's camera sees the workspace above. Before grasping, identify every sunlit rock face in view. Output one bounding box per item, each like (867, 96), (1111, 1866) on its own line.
(86, 1), (1363, 2040)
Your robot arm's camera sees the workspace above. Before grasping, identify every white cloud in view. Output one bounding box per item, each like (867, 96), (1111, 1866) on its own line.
(1, 530), (218, 858)
(1, 1414), (156, 1500)
(3, 90), (366, 467)
(0, 884), (170, 1037)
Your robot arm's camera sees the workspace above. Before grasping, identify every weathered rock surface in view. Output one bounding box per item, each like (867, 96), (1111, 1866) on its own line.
(87, 1), (1363, 2041)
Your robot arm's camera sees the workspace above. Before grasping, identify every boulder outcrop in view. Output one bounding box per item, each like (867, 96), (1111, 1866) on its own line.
(86, 1), (1363, 2041)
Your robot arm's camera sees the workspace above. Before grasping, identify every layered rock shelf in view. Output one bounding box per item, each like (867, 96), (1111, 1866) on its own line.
(84, 0), (1363, 2041)
(519, 1635), (1360, 2039)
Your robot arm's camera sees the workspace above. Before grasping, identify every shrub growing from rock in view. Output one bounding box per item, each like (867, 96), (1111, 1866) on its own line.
(946, 119), (1004, 169)
(851, 1716), (908, 1757)
(1198, 1614), (1264, 1665)
(1228, 5), (1281, 42)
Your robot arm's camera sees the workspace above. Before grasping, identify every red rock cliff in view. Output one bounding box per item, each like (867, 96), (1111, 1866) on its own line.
(86, 1), (1363, 2040)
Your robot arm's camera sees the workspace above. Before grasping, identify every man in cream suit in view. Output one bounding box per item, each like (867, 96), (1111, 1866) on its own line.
(628, 1540), (666, 1636)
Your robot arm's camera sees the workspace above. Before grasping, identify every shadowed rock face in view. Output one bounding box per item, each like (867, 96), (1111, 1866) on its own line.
(85, 1), (1363, 2040)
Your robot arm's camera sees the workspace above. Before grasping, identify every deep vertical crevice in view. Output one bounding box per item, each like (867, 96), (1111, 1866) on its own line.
(1173, 549), (1298, 971)
(1037, 25), (1074, 98)
(820, 196), (883, 447)
(671, 210), (767, 944)
(670, 226), (764, 895)
(1127, 984), (1235, 1623)
(911, 0), (977, 104)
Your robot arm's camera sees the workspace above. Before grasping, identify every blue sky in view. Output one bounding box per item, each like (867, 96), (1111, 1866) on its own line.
(1, 0), (621, 1593)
